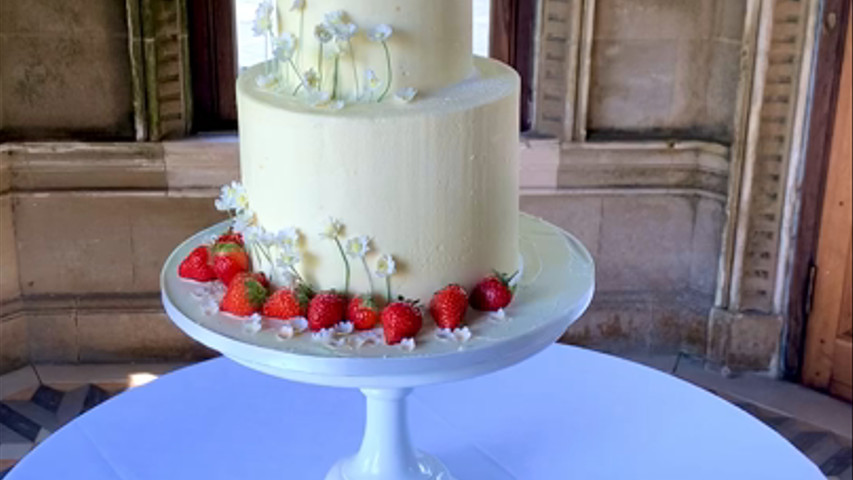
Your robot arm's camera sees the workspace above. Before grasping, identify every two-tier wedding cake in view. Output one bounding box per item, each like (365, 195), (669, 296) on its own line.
(178, 0), (521, 347)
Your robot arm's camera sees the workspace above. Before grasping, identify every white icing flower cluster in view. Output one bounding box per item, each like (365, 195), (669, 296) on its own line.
(192, 282), (228, 316)
(488, 309), (511, 323)
(275, 317), (309, 339)
(435, 327), (473, 344)
(321, 217), (399, 298)
(250, 1), (419, 109)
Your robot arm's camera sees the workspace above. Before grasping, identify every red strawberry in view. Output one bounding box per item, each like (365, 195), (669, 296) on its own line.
(216, 230), (244, 247)
(212, 242), (250, 285)
(470, 272), (517, 312)
(381, 300), (423, 345)
(220, 273), (269, 317)
(429, 284), (469, 330)
(347, 295), (380, 331)
(263, 284), (313, 320)
(178, 246), (217, 282)
(307, 292), (347, 331)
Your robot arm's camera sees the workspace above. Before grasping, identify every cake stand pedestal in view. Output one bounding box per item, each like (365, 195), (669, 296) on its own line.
(161, 215), (595, 480)
(326, 388), (449, 480)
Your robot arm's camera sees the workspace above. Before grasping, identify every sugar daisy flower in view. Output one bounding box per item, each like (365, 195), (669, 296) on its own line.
(375, 254), (396, 278)
(252, 1), (274, 36)
(315, 23), (334, 43)
(302, 68), (320, 90)
(321, 217), (343, 239)
(324, 11), (358, 41)
(216, 181), (249, 215)
(290, 0), (305, 11)
(364, 69), (382, 98)
(367, 25), (394, 101)
(232, 209), (256, 233)
(273, 33), (298, 62)
(345, 236), (371, 259)
(368, 24), (393, 43)
(274, 227), (300, 250)
(375, 254), (397, 301)
(347, 235), (375, 294)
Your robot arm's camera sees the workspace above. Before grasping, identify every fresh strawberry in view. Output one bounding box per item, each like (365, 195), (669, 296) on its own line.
(178, 246), (217, 282)
(220, 272), (269, 317)
(381, 299), (423, 345)
(307, 291), (347, 331)
(215, 230), (244, 247)
(263, 284), (313, 320)
(470, 272), (517, 312)
(347, 295), (380, 331)
(429, 284), (469, 330)
(212, 242), (251, 285)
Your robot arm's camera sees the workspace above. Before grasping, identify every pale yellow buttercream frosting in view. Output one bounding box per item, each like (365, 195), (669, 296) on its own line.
(238, 56), (520, 302)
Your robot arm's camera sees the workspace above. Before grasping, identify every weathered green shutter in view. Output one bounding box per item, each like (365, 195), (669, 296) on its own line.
(129, 0), (193, 140)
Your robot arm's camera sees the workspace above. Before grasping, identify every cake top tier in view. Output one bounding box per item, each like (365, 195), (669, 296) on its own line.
(262, 0), (473, 100)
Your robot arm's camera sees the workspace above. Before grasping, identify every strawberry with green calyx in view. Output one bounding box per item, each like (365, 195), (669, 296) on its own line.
(470, 271), (518, 312)
(381, 298), (423, 345)
(179, 246), (217, 282)
(347, 295), (380, 331)
(215, 229), (244, 247)
(307, 291), (347, 331)
(212, 242), (251, 285)
(263, 283), (314, 320)
(220, 272), (269, 317)
(429, 284), (469, 330)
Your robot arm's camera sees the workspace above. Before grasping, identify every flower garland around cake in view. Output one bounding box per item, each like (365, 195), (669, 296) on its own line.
(250, 0), (419, 111)
(177, 182), (519, 351)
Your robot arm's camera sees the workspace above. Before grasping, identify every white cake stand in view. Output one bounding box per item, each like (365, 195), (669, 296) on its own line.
(161, 214), (595, 480)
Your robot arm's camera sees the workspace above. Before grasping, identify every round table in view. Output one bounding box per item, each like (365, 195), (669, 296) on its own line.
(7, 345), (822, 480)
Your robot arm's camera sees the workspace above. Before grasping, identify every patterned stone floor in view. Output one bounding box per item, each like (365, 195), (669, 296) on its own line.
(0, 365), (850, 479)
(722, 393), (852, 480)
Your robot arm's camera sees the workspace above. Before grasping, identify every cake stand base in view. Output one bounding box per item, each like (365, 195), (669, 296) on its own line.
(325, 388), (455, 480)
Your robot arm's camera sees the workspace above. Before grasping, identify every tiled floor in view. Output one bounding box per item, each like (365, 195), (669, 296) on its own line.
(1, 359), (851, 478)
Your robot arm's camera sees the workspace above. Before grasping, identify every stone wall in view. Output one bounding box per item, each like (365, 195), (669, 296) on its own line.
(0, 0), (135, 139)
(0, 142), (235, 370)
(589, 0), (746, 141)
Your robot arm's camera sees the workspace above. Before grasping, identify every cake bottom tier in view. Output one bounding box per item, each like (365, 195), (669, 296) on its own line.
(237, 57), (520, 302)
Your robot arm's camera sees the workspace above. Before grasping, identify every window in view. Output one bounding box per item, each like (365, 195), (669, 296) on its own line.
(191, 0), (532, 131)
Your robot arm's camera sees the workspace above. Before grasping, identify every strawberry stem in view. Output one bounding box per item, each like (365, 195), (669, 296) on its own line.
(333, 236), (350, 294)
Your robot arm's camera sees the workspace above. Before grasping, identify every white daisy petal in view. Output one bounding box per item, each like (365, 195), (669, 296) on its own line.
(394, 87), (418, 104)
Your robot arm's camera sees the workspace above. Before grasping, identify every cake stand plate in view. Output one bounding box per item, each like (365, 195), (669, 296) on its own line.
(161, 214), (595, 480)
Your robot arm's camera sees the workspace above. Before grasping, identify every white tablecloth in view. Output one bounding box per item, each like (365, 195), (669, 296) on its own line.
(7, 345), (822, 480)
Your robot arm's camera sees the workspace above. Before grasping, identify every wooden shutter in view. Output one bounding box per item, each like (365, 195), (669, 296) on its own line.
(135, 0), (193, 140)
